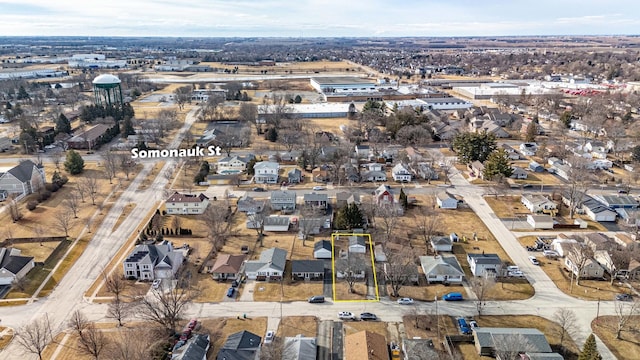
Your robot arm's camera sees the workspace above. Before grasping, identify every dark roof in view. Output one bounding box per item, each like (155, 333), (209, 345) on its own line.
(292, 260), (325, 273)
(467, 253), (502, 265)
(314, 240), (332, 252)
(219, 330), (261, 358)
(1, 254), (33, 275)
(7, 160), (38, 183)
(176, 334), (210, 360)
(167, 192), (209, 203)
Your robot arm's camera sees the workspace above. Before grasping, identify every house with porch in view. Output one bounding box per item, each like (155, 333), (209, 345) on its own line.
(270, 190), (297, 211)
(254, 161), (279, 184)
(237, 195), (265, 213)
(207, 254), (246, 280)
(216, 155), (254, 174)
(244, 248), (287, 281)
(467, 253), (502, 277)
(287, 168), (302, 183)
(0, 248), (35, 286)
(419, 255), (464, 284)
(391, 163), (412, 182)
(303, 192), (328, 210)
(521, 193), (557, 214)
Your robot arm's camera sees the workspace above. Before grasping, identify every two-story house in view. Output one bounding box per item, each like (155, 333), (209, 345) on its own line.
(0, 248), (35, 286)
(467, 253), (502, 277)
(391, 163), (412, 182)
(165, 192), (210, 215)
(123, 242), (184, 281)
(253, 161), (279, 184)
(270, 190), (297, 211)
(0, 160), (46, 200)
(216, 155), (255, 175)
(374, 184), (394, 207)
(521, 193), (557, 214)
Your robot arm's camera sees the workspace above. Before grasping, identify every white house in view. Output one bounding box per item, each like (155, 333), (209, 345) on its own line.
(123, 243), (184, 281)
(521, 194), (557, 214)
(430, 236), (453, 252)
(564, 255), (604, 279)
(0, 160), (46, 200)
(0, 248), (35, 286)
(263, 216), (291, 232)
(436, 191), (458, 209)
(254, 161), (280, 184)
(244, 248), (287, 281)
(391, 163), (412, 182)
(510, 166), (528, 179)
(362, 171), (387, 182)
(165, 192), (210, 215)
(313, 240), (333, 259)
(419, 255), (464, 284)
(467, 253), (502, 277)
(348, 236), (367, 254)
(527, 214), (554, 229)
(217, 155), (254, 174)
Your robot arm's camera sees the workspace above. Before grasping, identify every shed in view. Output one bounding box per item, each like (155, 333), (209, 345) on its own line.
(313, 240), (333, 259)
(527, 214), (554, 229)
(529, 161), (544, 172)
(263, 216), (290, 232)
(348, 236), (367, 254)
(436, 191), (458, 209)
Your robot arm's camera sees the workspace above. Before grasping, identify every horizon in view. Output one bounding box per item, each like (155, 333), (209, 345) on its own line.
(2, 0), (640, 38)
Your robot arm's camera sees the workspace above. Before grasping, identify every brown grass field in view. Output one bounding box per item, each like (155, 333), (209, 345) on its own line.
(252, 281), (324, 302)
(343, 320), (389, 337)
(11, 241), (62, 263)
(277, 316), (318, 338)
(403, 315), (457, 352)
(592, 315), (640, 360)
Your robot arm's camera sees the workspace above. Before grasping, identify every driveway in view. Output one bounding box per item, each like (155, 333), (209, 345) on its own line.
(239, 280), (256, 301)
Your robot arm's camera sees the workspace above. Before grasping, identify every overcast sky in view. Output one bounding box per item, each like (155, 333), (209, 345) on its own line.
(1, 0), (640, 37)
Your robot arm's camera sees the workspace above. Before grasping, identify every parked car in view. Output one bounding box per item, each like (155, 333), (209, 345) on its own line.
(308, 295), (325, 303)
(469, 320), (479, 329)
(618, 189), (629, 194)
(443, 292), (463, 301)
(450, 233), (459, 242)
(338, 311), (356, 320)
(508, 270), (525, 277)
(528, 256), (540, 265)
(397, 297), (414, 305)
(264, 330), (275, 344)
(360, 312), (377, 321)
(226, 287), (235, 298)
(187, 319), (198, 330)
(313, 186), (326, 191)
(457, 318), (471, 335)
(152, 279), (161, 289)
(253, 187), (266, 192)
(616, 293), (633, 301)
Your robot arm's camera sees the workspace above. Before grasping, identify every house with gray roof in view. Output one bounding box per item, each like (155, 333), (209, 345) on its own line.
(287, 168), (302, 183)
(216, 330), (261, 360)
(254, 161), (279, 184)
(270, 190), (297, 211)
(361, 170), (387, 182)
(123, 242), (184, 281)
(303, 192), (328, 210)
(292, 260), (325, 281)
(419, 255), (464, 284)
(0, 248), (35, 286)
(283, 335), (317, 360)
(592, 194), (639, 209)
(172, 333), (210, 360)
(473, 328), (556, 357)
(0, 160), (46, 200)
(467, 253), (502, 277)
(430, 236), (453, 252)
(244, 248), (287, 281)
(314, 240), (333, 259)
(263, 216), (291, 232)
(237, 195), (265, 213)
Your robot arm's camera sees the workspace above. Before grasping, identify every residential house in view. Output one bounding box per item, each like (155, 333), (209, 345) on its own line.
(414, 163), (439, 181)
(527, 214), (554, 229)
(529, 161), (544, 172)
(123, 243), (184, 281)
(519, 142), (538, 156)
(270, 190), (297, 211)
(419, 255), (464, 284)
(216, 155), (254, 175)
(0, 248), (35, 286)
(469, 161), (485, 179)
(467, 253), (502, 277)
(244, 248), (287, 281)
(487, 111), (513, 126)
(364, 163), (384, 172)
(280, 150), (301, 163)
(292, 260), (325, 281)
(354, 145), (371, 159)
(510, 166), (528, 179)
(583, 233), (612, 252)
(336, 192), (360, 209)
(592, 195), (639, 209)
(253, 161), (279, 184)
(283, 335), (317, 360)
(348, 236), (367, 254)
(616, 208), (640, 225)
(0, 160), (46, 199)
(391, 163), (412, 182)
(216, 330), (261, 360)
(298, 218), (325, 239)
(314, 240), (333, 259)
(172, 333), (210, 360)
(564, 248), (604, 279)
(362, 170), (387, 182)
(236, 195), (265, 213)
(374, 242), (404, 263)
(614, 233), (636, 250)
(594, 250), (628, 279)
(345, 331), (389, 360)
(565, 193), (619, 222)
(303, 192), (328, 210)
(374, 184), (394, 206)
(521, 194), (557, 214)
(469, 118), (509, 138)
(65, 123), (110, 149)
(287, 168), (302, 183)
(402, 338), (442, 360)
(474, 328), (556, 357)
(501, 144), (520, 160)
(263, 216), (291, 232)
(165, 192), (210, 215)
(552, 163), (571, 181)
(311, 165), (331, 183)
(436, 191), (458, 209)
(430, 236), (453, 252)
(342, 163), (361, 183)
(430, 120), (459, 141)
(552, 234), (580, 258)
(207, 254), (246, 280)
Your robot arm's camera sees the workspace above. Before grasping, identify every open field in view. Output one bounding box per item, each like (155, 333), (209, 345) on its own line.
(592, 315), (640, 360)
(343, 320), (388, 337)
(11, 241), (62, 263)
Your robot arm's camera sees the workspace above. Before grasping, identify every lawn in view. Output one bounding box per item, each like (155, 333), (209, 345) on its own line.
(343, 321), (388, 337)
(403, 315), (457, 352)
(252, 281), (324, 302)
(592, 315), (640, 360)
(333, 282), (370, 301)
(0, 327), (13, 350)
(484, 195), (530, 218)
(277, 316), (318, 338)
(11, 240), (62, 262)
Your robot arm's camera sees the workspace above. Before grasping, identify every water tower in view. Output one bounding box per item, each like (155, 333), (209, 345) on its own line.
(92, 74), (123, 107)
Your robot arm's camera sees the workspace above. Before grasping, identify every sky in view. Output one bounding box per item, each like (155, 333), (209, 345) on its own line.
(1, 0), (640, 37)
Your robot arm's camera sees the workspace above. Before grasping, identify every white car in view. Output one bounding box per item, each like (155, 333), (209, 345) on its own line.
(528, 256), (540, 265)
(264, 330), (275, 344)
(152, 279), (161, 289)
(508, 270), (525, 277)
(397, 298), (414, 305)
(337, 311), (356, 320)
(312, 186), (326, 191)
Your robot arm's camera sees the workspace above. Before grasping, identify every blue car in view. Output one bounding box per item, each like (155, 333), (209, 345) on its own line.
(443, 292), (463, 301)
(226, 287), (235, 298)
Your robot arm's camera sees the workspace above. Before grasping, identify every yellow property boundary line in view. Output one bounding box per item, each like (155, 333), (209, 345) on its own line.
(331, 233), (380, 303)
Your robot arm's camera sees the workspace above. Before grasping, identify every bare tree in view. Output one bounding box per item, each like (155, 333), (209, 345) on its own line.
(15, 315), (53, 360)
(135, 280), (198, 333)
(549, 308), (578, 354)
(377, 205), (401, 243)
(383, 247), (419, 297)
(80, 172), (100, 205)
(55, 209), (75, 237)
(9, 198), (23, 222)
(248, 211), (267, 242)
(415, 202), (440, 254)
(564, 156), (593, 218)
(201, 202), (232, 256)
(469, 275), (496, 316)
(48, 151), (63, 170)
(298, 205), (325, 247)
(102, 151), (119, 184)
(608, 248), (631, 285)
(336, 253), (366, 294)
(68, 310), (110, 359)
(106, 327), (157, 360)
(261, 336), (284, 360)
(104, 272), (131, 326)
(64, 189), (80, 218)
(239, 102), (260, 133)
(118, 153), (135, 181)
(33, 225), (46, 245)
(567, 243), (594, 287)
(493, 333), (537, 360)
(614, 299), (640, 340)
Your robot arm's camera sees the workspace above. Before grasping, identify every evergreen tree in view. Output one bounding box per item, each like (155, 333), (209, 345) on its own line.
(399, 188), (409, 209)
(266, 127), (278, 142)
(17, 85), (30, 100)
(452, 131), (497, 164)
(294, 95), (302, 104)
(525, 122), (537, 142)
(335, 203), (364, 230)
(64, 150), (85, 175)
(483, 149), (513, 181)
(578, 334), (602, 360)
(246, 158), (257, 176)
(55, 113), (72, 134)
(121, 117), (136, 136)
(5, 102), (12, 110)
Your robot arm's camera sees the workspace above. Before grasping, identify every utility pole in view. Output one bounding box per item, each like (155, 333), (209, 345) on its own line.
(435, 292), (440, 343)
(596, 298), (600, 324)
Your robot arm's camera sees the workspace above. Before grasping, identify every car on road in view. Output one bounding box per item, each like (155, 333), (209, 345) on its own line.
(397, 297), (414, 305)
(252, 187), (266, 192)
(308, 295), (325, 303)
(152, 279), (161, 289)
(360, 312), (377, 321)
(442, 292), (463, 301)
(618, 189), (629, 194)
(312, 186), (326, 191)
(616, 293), (633, 301)
(338, 311), (356, 320)
(264, 330), (275, 344)
(529, 256), (540, 265)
